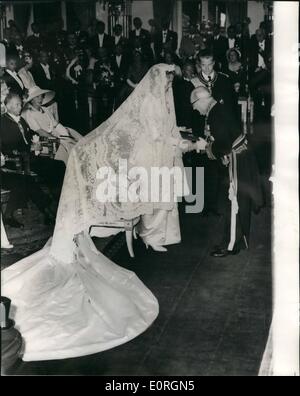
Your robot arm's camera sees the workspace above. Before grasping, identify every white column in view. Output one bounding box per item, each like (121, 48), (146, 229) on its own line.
(201, 0), (209, 22)
(172, 0), (182, 53)
(27, 4), (34, 36)
(95, 0), (109, 32)
(61, 1), (67, 31)
(5, 4), (14, 27)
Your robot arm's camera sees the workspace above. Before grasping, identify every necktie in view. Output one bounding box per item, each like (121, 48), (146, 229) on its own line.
(207, 76), (212, 92)
(18, 122), (28, 145)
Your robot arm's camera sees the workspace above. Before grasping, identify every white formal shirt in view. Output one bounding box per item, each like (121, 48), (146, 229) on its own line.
(98, 33), (104, 47)
(40, 63), (51, 80)
(228, 38), (235, 49)
(6, 69), (24, 89)
(258, 40), (266, 69)
(202, 71), (215, 81)
(7, 112), (28, 144)
(214, 35), (220, 40)
(115, 35), (121, 45)
(7, 112), (21, 123)
(162, 30), (168, 43)
(135, 29), (141, 37)
(116, 55), (122, 68)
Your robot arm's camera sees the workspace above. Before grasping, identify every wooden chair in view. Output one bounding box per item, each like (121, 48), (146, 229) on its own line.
(89, 217), (140, 258)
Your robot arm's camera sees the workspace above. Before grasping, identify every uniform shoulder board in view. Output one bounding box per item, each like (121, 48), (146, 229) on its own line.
(218, 72), (229, 78)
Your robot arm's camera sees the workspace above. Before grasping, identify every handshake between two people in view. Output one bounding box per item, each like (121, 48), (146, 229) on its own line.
(170, 127), (209, 156)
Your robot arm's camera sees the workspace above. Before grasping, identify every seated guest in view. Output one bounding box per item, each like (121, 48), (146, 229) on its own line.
(224, 48), (247, 97)
(90, 21), (114, 56)
(154, 21), (178, 62)
(22, 86), (82, 165)
(18, 51), (36, 89)
(2, 54), (25, 98)
(0, 66), (10, 114)
(1, 93), (64, 227)
(116, 50), (148, 106)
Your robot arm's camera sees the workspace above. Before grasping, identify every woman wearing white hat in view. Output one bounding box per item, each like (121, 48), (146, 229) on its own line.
(22, 86), (82, 165)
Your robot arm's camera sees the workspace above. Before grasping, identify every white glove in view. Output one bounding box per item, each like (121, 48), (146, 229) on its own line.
(196, 137), (208, 153)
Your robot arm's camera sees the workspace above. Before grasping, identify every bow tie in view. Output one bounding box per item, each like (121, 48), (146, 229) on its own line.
(16, 45), (23, 50)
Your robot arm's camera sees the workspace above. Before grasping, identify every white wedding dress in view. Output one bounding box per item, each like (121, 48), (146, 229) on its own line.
(2, 64), (186, 361)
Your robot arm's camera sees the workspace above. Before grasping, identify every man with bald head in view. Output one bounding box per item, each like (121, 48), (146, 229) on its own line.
(191, 86), (262, 257)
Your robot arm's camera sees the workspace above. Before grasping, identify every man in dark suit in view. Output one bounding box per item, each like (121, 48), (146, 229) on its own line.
(2, 55), (25, 97)
(191, 86), (262, 257)
(6, 33), (26, 60)
(1, 93), (65, 227)
(210, 24), (228, 71)
(111, 43), (129, 91)
(153, 21), (178, 62)
(72, 20), (90, 49)
(248, 28), (272, 116)
(112, 24), (129, 54)
(90, 21), (114, 56)
(129, 17), (152, 53)
(191, 50), (238, 216)
(25, 22), (46, 56)
(248, 28), (272, 77)
(226, 25), (242, 53)
(31, 50), (56, 91)
(173, 61), (196, 129)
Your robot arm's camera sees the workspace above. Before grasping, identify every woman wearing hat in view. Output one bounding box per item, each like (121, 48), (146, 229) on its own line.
(22, 86), (82, 165)
(224, 48), (247, 97)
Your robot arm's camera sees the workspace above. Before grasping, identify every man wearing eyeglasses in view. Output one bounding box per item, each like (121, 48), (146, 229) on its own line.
(191, 86), (262, 258)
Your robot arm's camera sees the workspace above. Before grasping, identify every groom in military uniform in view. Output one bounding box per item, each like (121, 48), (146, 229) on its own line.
(190, 50), (239, 216)
(191, 86), (262, 257)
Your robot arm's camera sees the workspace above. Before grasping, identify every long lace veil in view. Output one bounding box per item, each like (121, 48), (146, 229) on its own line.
(2, 64), (183, 361)
(50, 63), (182, 264)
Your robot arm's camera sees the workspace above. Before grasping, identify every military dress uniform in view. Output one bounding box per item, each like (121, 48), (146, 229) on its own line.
(191, 71), (239, 214)
(203, 102), (263, 255)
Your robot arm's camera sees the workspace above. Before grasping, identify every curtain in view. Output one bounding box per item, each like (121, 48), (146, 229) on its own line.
(13, 3), (31, 37)
(153, 0), (174, 29)
(226, 0), (248, 26)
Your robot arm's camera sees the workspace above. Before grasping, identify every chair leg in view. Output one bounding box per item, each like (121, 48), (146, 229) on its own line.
(125, 230), (134, 258)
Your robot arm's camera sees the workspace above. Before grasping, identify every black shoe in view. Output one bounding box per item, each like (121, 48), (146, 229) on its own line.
(210, 246), (241, 258)
(4, 217), (24, 229)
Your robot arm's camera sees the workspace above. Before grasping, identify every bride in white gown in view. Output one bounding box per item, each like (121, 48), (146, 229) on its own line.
(2, 64), (200, 362)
